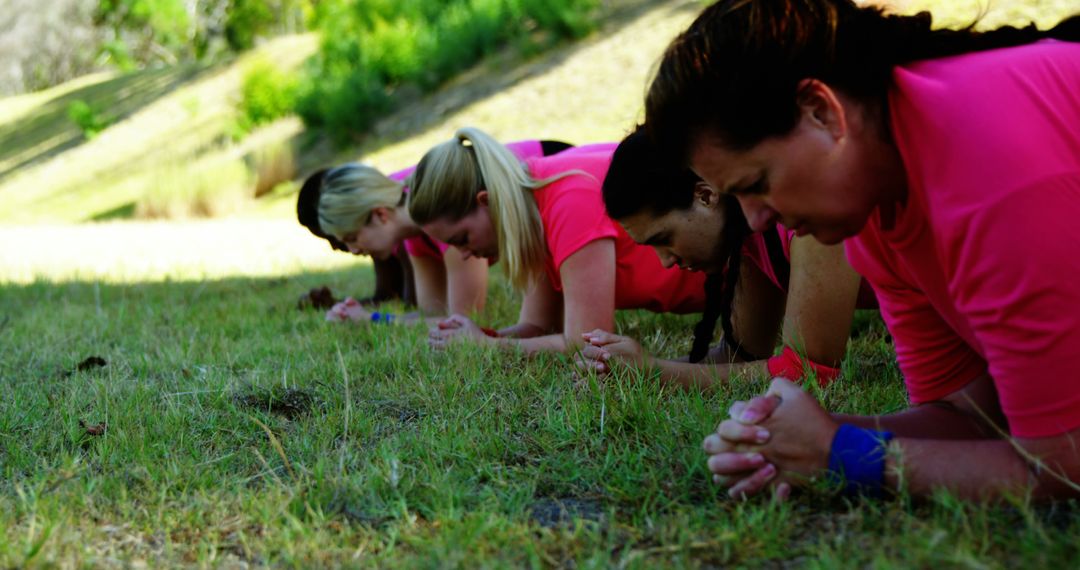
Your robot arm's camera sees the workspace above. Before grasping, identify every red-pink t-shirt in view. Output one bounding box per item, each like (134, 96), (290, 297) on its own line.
(391, 140), (548, 259)
(528, 151), (707, 314)
(743, 225), (795, 291)
(746, 226), (878, 309)
(844, 41), (1080, 438)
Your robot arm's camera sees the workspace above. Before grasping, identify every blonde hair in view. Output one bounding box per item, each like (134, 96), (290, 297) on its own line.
(407, 127), (580, 290)
(316, 163), (404, 239)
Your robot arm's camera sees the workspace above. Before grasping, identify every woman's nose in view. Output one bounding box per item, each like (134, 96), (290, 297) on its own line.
(737, 196), (778, 232)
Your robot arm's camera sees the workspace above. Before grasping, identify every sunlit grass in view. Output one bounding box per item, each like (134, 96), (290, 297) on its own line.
(0, 220), (358, 284)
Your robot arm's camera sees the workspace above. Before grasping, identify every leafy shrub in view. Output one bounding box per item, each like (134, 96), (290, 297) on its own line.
(298, 0), (600, 142)
(235, 57), (299, 138)
(66, 99), (112, 140)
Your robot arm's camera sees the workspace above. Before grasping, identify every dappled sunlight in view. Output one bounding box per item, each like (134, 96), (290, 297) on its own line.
(0, 219), (364, 283)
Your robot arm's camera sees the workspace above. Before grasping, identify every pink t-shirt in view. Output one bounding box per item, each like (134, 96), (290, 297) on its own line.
(528, 151), (707, 314)
(742, 225), (795, 291)
(391, 140), (548, 259)
(844, 41), (1080, 438)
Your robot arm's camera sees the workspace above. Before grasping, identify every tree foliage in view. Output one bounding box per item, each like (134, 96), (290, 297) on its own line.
(297, 0), (601, 142)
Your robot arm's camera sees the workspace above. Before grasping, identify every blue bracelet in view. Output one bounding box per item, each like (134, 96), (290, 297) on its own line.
(369, 311), (395, 324)
(827, 424), (894, 497)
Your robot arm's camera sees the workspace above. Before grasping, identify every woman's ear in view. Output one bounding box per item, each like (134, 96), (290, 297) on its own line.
(476, 190), (490, 208)
(796, 78), (847, 141)
(370, 206), (392, 224)
(693, 181), (722, 209)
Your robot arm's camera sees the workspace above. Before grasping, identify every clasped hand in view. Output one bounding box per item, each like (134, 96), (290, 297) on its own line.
(428, 314), (488, 349)
(704, 377), (839, 500)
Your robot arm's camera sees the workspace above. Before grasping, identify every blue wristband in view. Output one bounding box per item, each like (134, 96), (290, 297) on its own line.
(369, 311), (395, 324)
(827, 424), (894, 497)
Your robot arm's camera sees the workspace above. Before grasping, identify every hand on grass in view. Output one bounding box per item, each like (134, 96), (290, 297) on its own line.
(704, 378), (838, 500)
(428, 314), (490, 349)
(575, 329), (649, 374)
(326, 297), (371, 323)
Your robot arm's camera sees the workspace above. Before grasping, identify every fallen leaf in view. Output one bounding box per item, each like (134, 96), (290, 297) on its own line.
(80, 419), (107, 436)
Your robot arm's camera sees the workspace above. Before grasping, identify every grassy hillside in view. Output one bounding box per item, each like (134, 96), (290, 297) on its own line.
(0, 0), (1073, 225)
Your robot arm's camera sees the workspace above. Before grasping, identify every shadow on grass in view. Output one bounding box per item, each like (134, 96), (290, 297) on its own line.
(0, 62), (219, 185)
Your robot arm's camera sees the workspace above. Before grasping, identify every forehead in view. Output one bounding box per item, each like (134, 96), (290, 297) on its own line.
(617, 209), (675, 243)
(688, 136), (760, 189)
(420, 216), (466, 241)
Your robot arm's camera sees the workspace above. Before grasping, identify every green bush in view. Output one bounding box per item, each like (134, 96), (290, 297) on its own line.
(236, 57), (300, 138)
(66, 100), (112, 140)
(298, 0), (600, 142)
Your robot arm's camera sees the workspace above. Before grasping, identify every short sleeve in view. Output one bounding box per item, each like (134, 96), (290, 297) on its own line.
(949, 174), (1080, 438)
(540, 176), (618, 276)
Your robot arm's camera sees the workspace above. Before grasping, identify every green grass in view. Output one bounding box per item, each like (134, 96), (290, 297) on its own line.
(2, 267), (1078, 567)
(3, 0), (1079, 565)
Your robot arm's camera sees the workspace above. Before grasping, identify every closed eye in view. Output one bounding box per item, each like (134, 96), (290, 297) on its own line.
(733, 176), (768, 196)
(644, 232), (670, 247)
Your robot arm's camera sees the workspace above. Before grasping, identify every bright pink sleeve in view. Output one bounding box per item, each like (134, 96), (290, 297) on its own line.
(949, 175), (1080, 438)
(541, 175), (619, 273)
(403, 234), (449, 259)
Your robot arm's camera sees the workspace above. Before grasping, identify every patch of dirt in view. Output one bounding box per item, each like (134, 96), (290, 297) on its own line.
(297, 285), (337, 310)
(60, 355), (107, 378)
(234, 387), (316, 420)
(530, 497), (606, 529)
(370, 399), (423, 424)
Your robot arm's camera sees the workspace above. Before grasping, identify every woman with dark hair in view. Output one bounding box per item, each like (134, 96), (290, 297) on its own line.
(576, 127), (877, 389)
(647, 0), (1080, 500)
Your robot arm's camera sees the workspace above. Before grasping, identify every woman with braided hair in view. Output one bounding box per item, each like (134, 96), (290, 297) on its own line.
(576, 126), (878, 390)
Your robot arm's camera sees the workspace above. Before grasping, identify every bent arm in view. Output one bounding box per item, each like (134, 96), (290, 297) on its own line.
(493, 240), (615, 356)
(782, 236), (861, 367)
(444, 246), (489, 315)
(881, 425), (1080, 500)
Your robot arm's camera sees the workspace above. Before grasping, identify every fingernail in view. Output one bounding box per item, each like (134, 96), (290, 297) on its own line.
(744, 452), (763, 464)
(762, 463), (776, 479)
(755, 429), (770, 443)
(739, 410), (761, 423)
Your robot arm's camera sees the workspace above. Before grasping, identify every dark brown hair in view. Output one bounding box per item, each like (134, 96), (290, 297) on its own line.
(646, 0), (1080, 157)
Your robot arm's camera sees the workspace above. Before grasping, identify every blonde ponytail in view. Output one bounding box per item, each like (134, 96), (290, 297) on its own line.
(408, 127), (580, 290)
(317, 163), (405, 239)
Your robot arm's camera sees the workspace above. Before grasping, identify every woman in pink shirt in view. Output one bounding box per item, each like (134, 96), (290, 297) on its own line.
(298, 140), (572, 323)
(407, 127), (707, 355)
(576, 127), (877, 389)
(646, 0), (1080, 500)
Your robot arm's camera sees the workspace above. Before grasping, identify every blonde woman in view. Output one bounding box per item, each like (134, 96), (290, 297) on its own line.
(299, 140), (572, 323)
(408, 127), (707, 354)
